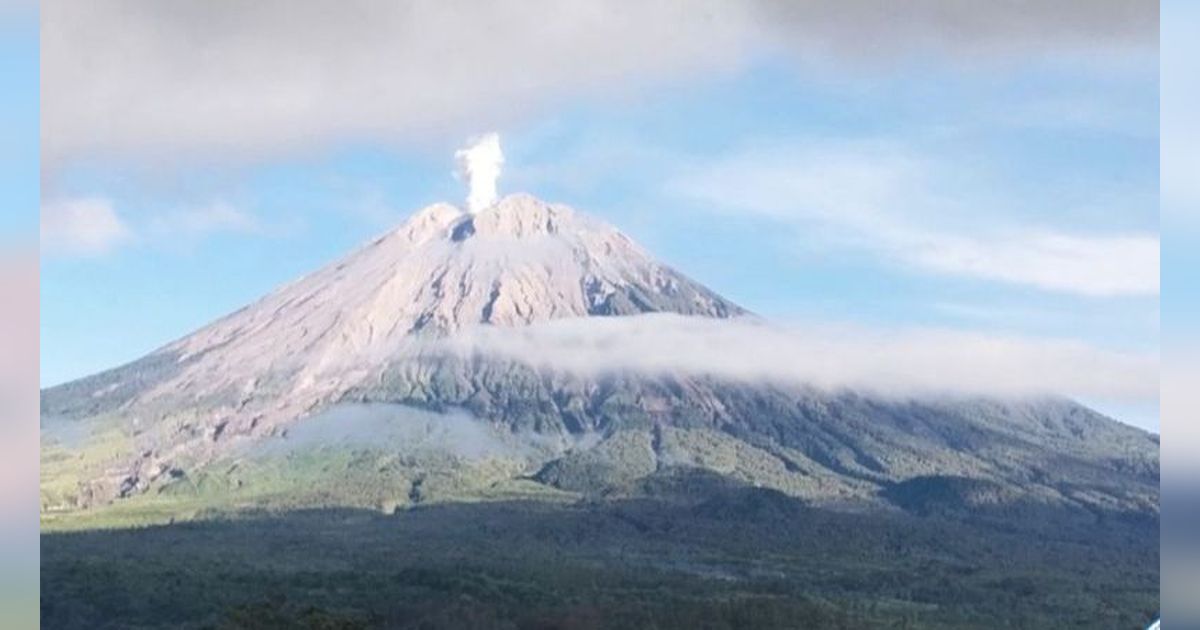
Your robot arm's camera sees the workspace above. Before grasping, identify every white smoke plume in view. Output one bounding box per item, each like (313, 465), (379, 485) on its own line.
(455, 133), (504, 213)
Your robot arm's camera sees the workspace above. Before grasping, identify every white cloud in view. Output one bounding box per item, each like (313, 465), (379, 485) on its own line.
(754, 1), (1156, 63)
(41, 198), (267, 256)
(669, 141), (1159, 297)
(40, 197), (131, 256)
(437, 314), (1157, 411)
(40, 0), (753, 169)
(908, 231), (1159, 296)
(42, 0), (1155, 168)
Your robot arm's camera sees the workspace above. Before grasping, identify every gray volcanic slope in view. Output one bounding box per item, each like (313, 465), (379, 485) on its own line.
(40, 194), (1157, 520)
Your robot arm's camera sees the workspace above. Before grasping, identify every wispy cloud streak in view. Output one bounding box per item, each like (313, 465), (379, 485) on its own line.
(669, 141), (1158, 297)
(436, 314), (1156, 406)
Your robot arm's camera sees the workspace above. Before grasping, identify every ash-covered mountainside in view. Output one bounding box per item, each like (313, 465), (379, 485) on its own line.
(41, 195), (1157, 522)
(45, 194), (740, 421)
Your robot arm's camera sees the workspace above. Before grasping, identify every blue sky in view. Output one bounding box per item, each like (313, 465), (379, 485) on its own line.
(38, 2), (1159, 428)
(0, 7), (37, 241)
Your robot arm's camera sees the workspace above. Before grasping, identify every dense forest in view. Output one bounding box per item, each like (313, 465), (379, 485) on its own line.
(42, 483), (1158, 629)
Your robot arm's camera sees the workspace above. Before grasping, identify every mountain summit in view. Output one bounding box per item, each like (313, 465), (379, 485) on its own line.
(42, 195), (1156, 523)
(165, 194), (739, 402)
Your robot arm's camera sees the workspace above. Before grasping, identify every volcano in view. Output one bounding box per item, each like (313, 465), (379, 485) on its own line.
(40, 194), (1157, 522)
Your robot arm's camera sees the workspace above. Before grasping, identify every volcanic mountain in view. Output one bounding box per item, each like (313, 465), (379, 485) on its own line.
(40, 194), (1158, 524)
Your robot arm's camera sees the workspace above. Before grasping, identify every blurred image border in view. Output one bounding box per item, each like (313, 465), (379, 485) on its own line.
(0, 0), (39, 627)
(1162, 0), (1198, 627)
